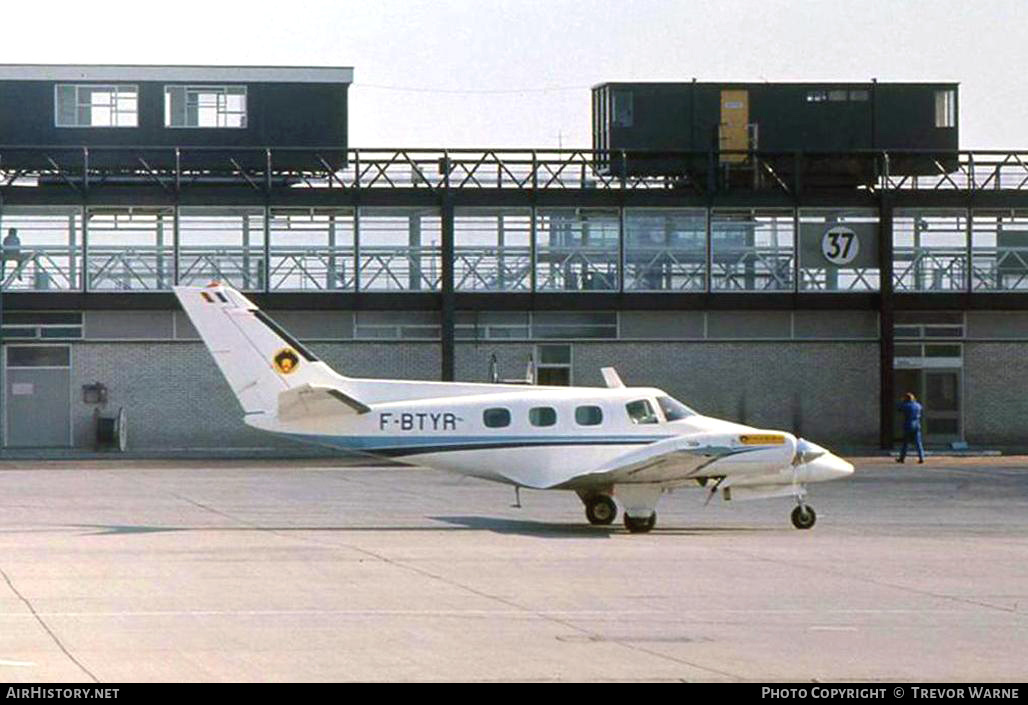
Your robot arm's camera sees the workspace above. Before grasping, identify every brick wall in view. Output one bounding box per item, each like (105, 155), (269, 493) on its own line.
(64, 338), (876, 451)
(70, 342), (440, 451)
(456, 341), (879, 446)
(964, 343), (1028, 445)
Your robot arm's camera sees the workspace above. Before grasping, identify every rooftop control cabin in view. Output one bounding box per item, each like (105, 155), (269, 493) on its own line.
(0, 64), (353, 169)
(592, 81), (959, 185)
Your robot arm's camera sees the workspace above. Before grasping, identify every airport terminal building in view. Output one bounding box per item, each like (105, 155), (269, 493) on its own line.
(1, 66), (1027, 454)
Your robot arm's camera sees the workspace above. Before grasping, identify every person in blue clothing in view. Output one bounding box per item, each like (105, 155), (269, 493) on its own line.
(897, 392), (925, 464)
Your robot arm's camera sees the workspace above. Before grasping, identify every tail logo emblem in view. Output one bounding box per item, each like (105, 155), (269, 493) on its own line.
(273, 348), (300, 375)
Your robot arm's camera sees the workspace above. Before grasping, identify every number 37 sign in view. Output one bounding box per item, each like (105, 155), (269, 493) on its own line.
(821, 226), (859, 265)
(800, 221), (877, 269)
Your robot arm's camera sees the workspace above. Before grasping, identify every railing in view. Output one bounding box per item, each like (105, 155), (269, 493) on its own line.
(893, 247), (968, 292)
(178, 246), (266, 290)
(534, 246), (620, 291)
(268, 247), (356, 291)
(1, 246), (81, 291)
(357, 245), (442, 291)
(971, 247), (1028, 291)
(453, 247), (532, 291)
(4, 146), (1028, 193)
(799, 266), (880, 292)
(711, 247), (795, 291)
(623, 248), (707, 291)
(6, 240), (1028, 294)
(87, 245), (175, 290)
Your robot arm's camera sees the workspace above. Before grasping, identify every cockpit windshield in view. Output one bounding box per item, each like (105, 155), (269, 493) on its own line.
(657, 396), (698, 421)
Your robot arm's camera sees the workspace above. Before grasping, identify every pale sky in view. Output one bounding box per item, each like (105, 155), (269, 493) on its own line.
(2, 0), (1024, 148)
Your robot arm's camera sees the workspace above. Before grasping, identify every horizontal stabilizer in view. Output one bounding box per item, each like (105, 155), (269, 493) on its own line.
(278, 384), (370, 422)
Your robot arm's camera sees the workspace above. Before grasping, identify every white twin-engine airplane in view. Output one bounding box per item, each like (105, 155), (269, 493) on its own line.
(174, 283), (854, 533)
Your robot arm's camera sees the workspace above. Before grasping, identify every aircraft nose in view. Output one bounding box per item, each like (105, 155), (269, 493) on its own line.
(794, 439), (855, 481)
(815, 453), (855, 479)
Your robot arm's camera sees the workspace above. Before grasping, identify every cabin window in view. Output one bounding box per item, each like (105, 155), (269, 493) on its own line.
(849, 89), (869, 102)
(935, 89), (956, 128)
(657, 396), (697, 421)
(625, 399), (659, 425)
(828, 90), (848, 102)
(55, 85), (138, 127)
(483, 408), (511, 428)
(529, 407), (557, 427)
(805, 90), (828, 103)
(612, 90), (634, 128)
(575, 405), (603, 426)
(165, 85), (247, 128)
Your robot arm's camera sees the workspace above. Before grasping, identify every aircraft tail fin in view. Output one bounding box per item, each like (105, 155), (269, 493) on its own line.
(601, 367), (625, 389)
(173, 283), (349, 416)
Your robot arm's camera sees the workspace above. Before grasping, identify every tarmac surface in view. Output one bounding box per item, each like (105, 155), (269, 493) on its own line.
(0, 456), (1025, 682)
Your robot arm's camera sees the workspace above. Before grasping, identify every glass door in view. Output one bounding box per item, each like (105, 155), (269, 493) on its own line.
(892, 368), (963, 445)
(924, 370), (962, 442)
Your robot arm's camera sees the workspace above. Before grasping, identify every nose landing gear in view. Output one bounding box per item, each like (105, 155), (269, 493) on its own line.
(791, 503), (817, 530)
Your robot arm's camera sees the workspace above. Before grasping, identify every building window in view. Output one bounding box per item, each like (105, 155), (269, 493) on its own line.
(354, 311), (440, 340)
(483, 408), (511, 429)
(536, 344), (572, 386)
(529, 407), (557, 427)
(575, 405), (603, 426)
(849, 89), (869, 102)
(532, 311), (617, 339)
(55, 85), (138, 127)
(935, 90), (956, 128)
(6, 345), (71, 368)
(455, 311), (530, 340)
(165, 85), (247, 128)
(806, 90), (828, 103)
(1, 312), (83, 340)
(828, 90), (848, 102)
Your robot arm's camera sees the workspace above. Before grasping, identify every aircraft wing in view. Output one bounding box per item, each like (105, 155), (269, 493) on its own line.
(277, 384), (371, 422)
(555, 432), (794, 490)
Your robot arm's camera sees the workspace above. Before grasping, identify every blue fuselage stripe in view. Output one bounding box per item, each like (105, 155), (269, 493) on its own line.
(286, 434), (673, 457)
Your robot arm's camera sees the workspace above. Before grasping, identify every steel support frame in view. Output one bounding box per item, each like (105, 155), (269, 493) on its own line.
(878, 200), (895, 450)
(8, 146), (1028, 435)
(440, 198), (455, 381)
(3, 148), (1028, 197)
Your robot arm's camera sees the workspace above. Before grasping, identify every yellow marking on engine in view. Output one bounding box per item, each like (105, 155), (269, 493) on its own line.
(739, 434), (786, 446)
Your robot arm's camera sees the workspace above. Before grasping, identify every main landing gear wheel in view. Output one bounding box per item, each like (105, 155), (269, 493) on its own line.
(791, 505), (817, 530)
(623, 513), (657, 534)
(585, 495), (617, 525)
